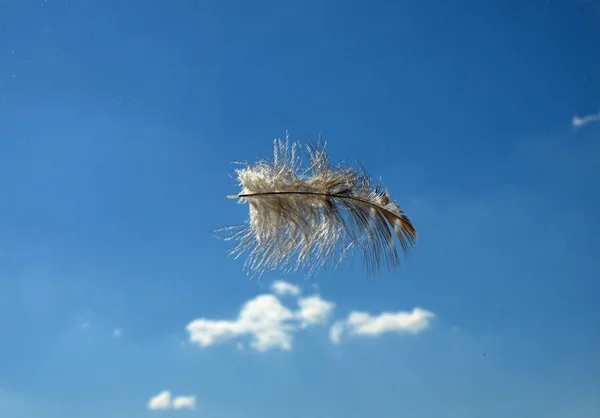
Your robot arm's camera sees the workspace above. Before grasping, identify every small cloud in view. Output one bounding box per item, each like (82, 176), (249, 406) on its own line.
(78, 321), (90, 330)
(271, 280), (300, 297)
(572, 111), (600, 129)
(148, 391), (196, 411)
(172, 396), (196, 410)
(236, 342), (245, 351)
(148, 391), (171, 410)
(329, 321), (344, 345)
(296, 295), (335, 328)
(330, 307), (435, 344)
(186, 291), (335, 352)
(186, 294), (295, 352)
(113, 328), (122, 338)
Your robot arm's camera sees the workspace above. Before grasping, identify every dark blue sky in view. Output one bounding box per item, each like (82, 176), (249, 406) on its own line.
(1, 0), (599, 417)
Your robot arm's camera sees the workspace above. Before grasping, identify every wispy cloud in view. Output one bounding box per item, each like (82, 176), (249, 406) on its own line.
(329, 307), (435, 345)
(77, 321), (91, 330)
(572, 111), (600, 129)
(329, 321), (345, 345)
(148, 391), (196, 411)
(186, 290), (335, 352)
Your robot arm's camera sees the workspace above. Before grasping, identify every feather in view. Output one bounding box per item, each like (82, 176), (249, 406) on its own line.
(221, 136), (417, 278)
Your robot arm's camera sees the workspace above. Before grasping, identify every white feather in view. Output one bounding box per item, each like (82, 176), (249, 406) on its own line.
(221, 137), (417, 278)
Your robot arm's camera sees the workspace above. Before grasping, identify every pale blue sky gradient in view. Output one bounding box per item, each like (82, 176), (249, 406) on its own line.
(1, 0), (599, 417)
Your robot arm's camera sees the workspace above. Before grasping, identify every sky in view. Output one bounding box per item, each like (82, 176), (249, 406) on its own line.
(1, 0), (599, 417)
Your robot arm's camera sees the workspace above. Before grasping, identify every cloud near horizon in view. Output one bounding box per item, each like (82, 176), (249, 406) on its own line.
(148, 391), (196, 411)
(186, 281), (435, 351)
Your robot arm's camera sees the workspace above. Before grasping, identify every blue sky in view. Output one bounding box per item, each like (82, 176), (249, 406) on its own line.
(1, 0), (599, 417)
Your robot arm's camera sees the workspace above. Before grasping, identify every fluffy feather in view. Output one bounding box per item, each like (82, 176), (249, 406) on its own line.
(222, 136), (417, 278)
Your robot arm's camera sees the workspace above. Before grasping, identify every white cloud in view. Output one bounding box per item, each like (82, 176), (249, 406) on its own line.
(329, 307), (435, 344)
(172, 396), (196, 410)
(187, 294), (295, 352)
(186, 281), (432, 350)
(148, 391), (171, 410)
(572, 111), (600, 129)
(148, 391), (196, 411)
(186, 285), (335, 352)
(296, 295), (334, 328)
(329, 321), (344, 345)
(271, 280), (301, 297)
(113, 328), (122, 338)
